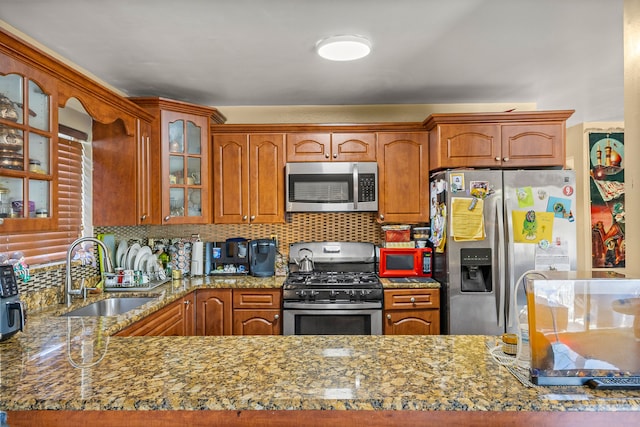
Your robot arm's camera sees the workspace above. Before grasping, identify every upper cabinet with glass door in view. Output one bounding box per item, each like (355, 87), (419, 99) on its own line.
(0, 70), (56, 232)
(130, 97), (226, 224)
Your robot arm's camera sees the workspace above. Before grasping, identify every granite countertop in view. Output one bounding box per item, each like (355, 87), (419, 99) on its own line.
(0, 276), (638, 415)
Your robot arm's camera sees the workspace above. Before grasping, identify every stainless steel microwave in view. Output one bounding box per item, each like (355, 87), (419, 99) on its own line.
(285, 162), (378, 212)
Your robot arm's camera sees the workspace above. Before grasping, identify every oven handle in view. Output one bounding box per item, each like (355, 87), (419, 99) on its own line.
(283, 302), (382, 310)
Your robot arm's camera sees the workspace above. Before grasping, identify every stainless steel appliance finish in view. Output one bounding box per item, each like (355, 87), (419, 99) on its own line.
(283, 241), (383, 335)
(0, 265), (25, 341)
(431, 169), (577, 335)
(285, 162), (378, 212)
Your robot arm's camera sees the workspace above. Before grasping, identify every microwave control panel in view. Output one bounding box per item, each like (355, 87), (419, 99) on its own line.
(358, 174), (377, 202)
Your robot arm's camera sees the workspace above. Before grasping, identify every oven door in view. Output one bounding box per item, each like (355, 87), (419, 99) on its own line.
(282, 303), (382, 335)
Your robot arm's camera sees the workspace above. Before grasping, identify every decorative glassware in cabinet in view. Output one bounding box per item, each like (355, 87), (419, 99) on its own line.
(0, 74), (23, 124)
(169, 188), (185, 218)
(188, 188), (201, 217)
(186, 121), (201, 154)
(0, 72), (53, 225)
(168, 119), (184, 153)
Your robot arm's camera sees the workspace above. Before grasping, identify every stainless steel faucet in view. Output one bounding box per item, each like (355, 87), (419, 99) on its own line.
(65, 237), (114, 305)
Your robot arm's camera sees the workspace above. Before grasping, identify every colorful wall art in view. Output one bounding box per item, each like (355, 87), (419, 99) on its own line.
(589, 132), (625, 268)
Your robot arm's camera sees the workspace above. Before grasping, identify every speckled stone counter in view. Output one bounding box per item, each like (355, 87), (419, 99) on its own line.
(1, 276), (639, 426)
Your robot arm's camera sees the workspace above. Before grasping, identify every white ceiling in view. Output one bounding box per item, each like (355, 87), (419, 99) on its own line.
(0, 0), (624, 126)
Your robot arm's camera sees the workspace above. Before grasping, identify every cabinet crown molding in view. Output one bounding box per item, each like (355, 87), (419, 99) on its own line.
(423, 110), (575, 130)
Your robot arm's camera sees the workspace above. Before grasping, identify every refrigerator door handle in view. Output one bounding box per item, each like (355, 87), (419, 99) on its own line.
(496, 196), (506, 329)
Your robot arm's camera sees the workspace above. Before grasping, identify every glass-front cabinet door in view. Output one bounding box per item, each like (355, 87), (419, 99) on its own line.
(162, 111), (208, 224)
(0, 71), (55, 232)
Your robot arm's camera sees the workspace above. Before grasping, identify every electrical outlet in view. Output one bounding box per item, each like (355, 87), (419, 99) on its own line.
(270, 234), (278, 246)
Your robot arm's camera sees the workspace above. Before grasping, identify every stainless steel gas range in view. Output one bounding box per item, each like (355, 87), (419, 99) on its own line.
(282, 241), (383, 335)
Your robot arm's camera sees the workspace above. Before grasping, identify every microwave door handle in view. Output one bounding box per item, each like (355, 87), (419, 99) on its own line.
(353, 163), (359, 210)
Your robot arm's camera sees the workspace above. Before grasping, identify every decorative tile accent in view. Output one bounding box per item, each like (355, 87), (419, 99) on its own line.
(97, 212), (385, 256)
(26, 213), (397, 310)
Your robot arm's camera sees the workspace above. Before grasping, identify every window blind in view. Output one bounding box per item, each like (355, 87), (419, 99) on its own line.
(1, 137), (83, 265)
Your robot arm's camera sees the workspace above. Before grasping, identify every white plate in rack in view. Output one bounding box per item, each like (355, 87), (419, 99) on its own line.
(125, 243), (141, 270)
(116, 240), (128, 269)
(134, 246), (152, 270)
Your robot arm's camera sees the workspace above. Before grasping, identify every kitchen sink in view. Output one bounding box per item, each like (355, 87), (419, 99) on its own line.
(61, 297), (157, 317)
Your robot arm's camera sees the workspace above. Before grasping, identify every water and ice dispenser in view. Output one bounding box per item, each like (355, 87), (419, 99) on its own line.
(460, 248), (492, 292)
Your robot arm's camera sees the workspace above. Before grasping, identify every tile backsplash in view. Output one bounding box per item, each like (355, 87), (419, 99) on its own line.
(20, 212), (388, 308)
(98, 212), (384, 256)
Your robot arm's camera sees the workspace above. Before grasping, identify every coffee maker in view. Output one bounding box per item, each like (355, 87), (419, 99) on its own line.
(248, 239), (276, 277)
(0, 265), (25, 341)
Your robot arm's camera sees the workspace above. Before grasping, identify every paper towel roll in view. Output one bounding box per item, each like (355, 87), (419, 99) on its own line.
(191, 241), (204, 276)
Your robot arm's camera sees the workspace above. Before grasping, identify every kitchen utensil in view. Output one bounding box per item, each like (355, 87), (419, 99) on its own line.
(294, 247), (314, 273)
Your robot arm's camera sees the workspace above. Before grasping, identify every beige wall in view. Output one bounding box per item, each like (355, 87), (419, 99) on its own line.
(217, 103), (537, 124)
(624, 0), (639, 277)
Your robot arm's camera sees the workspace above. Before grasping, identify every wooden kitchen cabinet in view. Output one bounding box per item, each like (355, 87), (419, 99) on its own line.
(92, 117), (154, 225)
(212, 132), (285, 224)
(383, 288), (440, 335)
(115, 293), (196, 336)
(424, 110), (574, 171)
(195, 288), (233, 336)
(232, 289), (282, 335)
(286, 132), (376, 162)
(0, 68), (57, 232)
(377, 132), (429, 224)
(130, 97), (226, 224)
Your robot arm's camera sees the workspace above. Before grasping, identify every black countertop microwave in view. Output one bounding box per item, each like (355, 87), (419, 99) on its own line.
(285, 162), (378, 212)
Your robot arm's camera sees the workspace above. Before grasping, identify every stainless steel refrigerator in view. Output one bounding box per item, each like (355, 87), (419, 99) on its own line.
(430, 169), (577, 335)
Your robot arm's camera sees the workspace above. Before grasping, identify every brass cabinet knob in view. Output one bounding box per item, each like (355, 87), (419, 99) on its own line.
(494, 156), (501, 161)
(379, 214), (385, 220)
(503, 157), (510, 162)
(410, 297), (416, 303)
(325, 153), (330, 158)
(274, 314), (280, 320)
(164, 215), (170, 222)
(140, 214), (147, 221)
(242, 215), (248, 221)
(387, 314), (392, 320)
(333, 153), (337, 158)
(250, 215), (256, 221)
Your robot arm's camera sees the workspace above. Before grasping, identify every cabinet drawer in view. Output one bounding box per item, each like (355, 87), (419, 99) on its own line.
(233, 289), (282, 309)
(384, 288), (440, 310)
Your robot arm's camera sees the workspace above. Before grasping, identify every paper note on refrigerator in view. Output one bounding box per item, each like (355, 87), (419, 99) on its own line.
(512, 210), (554, 244)
(451, 197), (485, 241)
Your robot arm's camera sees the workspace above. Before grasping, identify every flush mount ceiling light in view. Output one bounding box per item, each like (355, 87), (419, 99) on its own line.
(316, 35), (371, 61)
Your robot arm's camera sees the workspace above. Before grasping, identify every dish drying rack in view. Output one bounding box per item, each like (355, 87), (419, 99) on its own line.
(102, 271), (170, 292)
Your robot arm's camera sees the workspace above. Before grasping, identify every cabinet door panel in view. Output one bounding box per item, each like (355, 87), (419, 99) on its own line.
(195, 289), (232, 336)
(384, 289), (440, 310)
(233, 309), (281, 335)
(137, 120), (153, 224)
(433, 124), (501, 169)
(286, 133), (330, 162)
(377, 132), (429, 223)
(213, 133), (249, 223)
(161, 110), (210, 224)
(92, 119), (138, 226)
(115, 297), (190, 336)
(384, 310), (440, 335)
(501, 123), (564, 167)
(249, 133), (285, 223)
(331, 133), (376, 161)
(233, 289), (281, 309)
